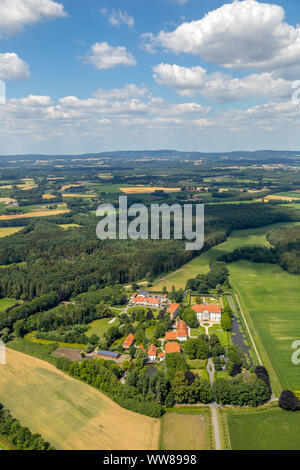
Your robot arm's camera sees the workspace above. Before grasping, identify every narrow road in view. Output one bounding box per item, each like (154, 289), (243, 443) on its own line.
(207, 352), (222, 449)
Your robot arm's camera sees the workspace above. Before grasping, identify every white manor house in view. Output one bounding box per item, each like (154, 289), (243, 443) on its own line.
(191, 304), (222, 323)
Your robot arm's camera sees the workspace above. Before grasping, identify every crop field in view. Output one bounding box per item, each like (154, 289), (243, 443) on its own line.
(0, 227), (24, 238)
(224, 407), (300, 450)
(0, 208), (70, 220)
(120, 186), (180, 194)
(0, 349), (160, 450)
(160, 408), (214, 450)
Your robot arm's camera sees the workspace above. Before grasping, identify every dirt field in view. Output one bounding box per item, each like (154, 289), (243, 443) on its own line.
(0, 349), (160, 450)
(120, 187), (180, 194)
(0, 209), (70, 220)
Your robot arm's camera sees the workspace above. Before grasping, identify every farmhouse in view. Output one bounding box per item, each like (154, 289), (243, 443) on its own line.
(122, 333), (135, 349)
(191, 304), (222, 323)
(165, 342), (181, 354)
(164, 319), (188, 342)
(176, 320), (188, 342)
(167, 303), (180, 320)
(158, 351), (165, 361)
(148, 344), (157, 361)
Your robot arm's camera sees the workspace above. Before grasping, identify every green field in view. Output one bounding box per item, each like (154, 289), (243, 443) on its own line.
(224, 406), (300, 450)
(160, 408), (214, 450)
(229, 260), (300, 392)
(0, 297), (17, 311)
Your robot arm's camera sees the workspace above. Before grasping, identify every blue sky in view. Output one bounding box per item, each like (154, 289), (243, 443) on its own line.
(1, 0), (300, 154)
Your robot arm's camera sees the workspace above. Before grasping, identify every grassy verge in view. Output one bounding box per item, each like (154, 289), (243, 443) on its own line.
(7, 338), (58, 366)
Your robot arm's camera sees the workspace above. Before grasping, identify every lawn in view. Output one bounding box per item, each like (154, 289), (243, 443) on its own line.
(0, 297), (18, 312)
(0, 348), (160, 450)
(224, 406), (300, 450)
(160, 408), (214, 450)
(86, 317), (119, 338)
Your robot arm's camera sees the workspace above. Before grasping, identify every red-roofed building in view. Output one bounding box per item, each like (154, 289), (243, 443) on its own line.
(148, 344), (157, 361)
(158, 351), (165, 362)
(176, 320), (188, 342)
(165, 331), (177, 341)
(122, 333), (135, 349)
(167, 303), (180, 320)
(191, 304), (222, 323)
(165, 342), (181, 354)
(139, 344), (145, 352)
(130, 296), (161, 307)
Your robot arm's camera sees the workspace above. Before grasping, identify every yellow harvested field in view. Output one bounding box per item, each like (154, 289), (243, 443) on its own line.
(0, 197), (17, 203)
(0, 349), (160, 450)
(17, 184), (38, 191)
(42, 194), (57, 199)
(120, 187), (180, 194)
(60, 184), (82, 191)
(0, 209), (70, 220)
(0, 185), (13, 189)
(0, 227), (24, 238)
(265, 195), (298, 202)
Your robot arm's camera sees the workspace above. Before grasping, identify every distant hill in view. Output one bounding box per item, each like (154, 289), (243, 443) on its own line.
(0, 149), (300, 165)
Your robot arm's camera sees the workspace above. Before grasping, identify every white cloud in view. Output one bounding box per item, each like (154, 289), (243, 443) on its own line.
(100, 8), (134, 28)
(145, 0), (300, 71)
(84, 42), (137, 70)
(0, 52), (30, 80)
(0, 0), (68, 36)
(153, 63), (293, 102)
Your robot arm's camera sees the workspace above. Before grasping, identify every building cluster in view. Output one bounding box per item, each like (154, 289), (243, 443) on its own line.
(129, 291), (170, 308)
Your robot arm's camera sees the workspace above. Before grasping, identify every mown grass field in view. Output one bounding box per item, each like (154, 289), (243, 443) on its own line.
(86, 318), (119, 338)
(0, 349), (160, 450)
(224, 406), (300, 450)
(160, 408), (214, 450)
